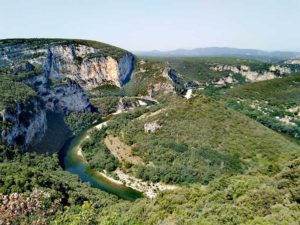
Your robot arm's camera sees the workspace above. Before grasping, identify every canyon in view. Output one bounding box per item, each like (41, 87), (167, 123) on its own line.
(0, 39), (135, 148)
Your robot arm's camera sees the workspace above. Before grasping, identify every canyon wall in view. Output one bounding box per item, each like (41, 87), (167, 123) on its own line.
(0, 39), (135, 148)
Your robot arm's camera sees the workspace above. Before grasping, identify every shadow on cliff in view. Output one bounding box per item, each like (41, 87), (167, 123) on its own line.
(29, 111), (72, 154)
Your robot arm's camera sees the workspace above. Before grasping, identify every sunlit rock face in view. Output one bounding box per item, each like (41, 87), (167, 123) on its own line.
(0, 39), (135, 148)
(0, 42), (135, 90)
(44, 45), (134, 89)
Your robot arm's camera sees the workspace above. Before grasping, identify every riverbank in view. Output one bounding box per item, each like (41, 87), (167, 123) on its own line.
(99, 169), (177, 199)
(116, 169), (177, 199)
(76, 121), (177, 198)
(77, 145), (177, 198)
(61, 119), (143, 201)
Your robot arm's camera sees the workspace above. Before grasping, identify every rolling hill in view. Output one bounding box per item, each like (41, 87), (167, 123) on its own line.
(135, 47), (300, 62)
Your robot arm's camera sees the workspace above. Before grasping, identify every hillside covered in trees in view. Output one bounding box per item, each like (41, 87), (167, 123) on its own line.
(0, 38), (299, 224)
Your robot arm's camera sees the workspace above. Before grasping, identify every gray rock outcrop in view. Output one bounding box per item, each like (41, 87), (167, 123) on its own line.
(0, 39), (135, 148)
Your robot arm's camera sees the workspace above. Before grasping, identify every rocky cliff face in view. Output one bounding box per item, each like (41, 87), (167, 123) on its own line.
(1, 42), (135, 89)
(43, 45), (134, 89)
(0, 98), (46, 147)
(210, 64), (291, 83)
(0, 39), (135, 148)
(24, 74), (92, 114)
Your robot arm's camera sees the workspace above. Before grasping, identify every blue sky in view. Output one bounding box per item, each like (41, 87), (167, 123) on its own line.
(0, 0), (299, 51)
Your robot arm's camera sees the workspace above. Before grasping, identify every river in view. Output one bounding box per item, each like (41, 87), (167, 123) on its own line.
(59, 120), (143, 201)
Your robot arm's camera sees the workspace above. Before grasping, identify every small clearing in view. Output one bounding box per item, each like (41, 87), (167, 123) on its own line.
(104, 135), (144, 165)
(136, 108), (166, 120)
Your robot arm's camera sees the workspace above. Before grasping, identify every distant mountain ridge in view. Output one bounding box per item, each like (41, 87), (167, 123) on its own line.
(135, 47), (300, 61)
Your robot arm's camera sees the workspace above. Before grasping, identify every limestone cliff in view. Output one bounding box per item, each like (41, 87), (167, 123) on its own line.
(210, 64), (291, 83)
(0, 39), (135, 148)
(43, 45), (134, 89)
(0, 40), (135, 89)
(0, 98), (46, 147)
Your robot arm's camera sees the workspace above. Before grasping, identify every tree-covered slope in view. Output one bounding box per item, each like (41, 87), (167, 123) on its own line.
(117, 97), (300, 184)
(146, 57), (274, 82)
(1, 43), (300, 225)
(223, 73), (300, 104)
(53, 157), (300, 225)
(213, 73), (300, 138)
(0, 76), (37, 111)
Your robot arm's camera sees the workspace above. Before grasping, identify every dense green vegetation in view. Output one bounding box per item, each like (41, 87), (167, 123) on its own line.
(223, 73), (300, 105)
(80, 105), (161, 172)
(90, 96), (120, 117)
(118, 59), (185, 98)
(205, 73), (300, 138)
(1, 49), (300, 224)
(53, 157), (300, 225)
(146, 57), (273, 83)
(1, 113), (300, 225)
(0, 63), (43, 81)
(0, 147), (122, 224)
(0, 151), (119, 205)
(64, 112), (102, 134)
(0, 75), (37, 111)
(115, 97), (299, 184)
(90, 84), (124, 97)
(81, 128), (119, 172)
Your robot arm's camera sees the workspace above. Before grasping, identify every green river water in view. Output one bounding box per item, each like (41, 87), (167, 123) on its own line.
(59, 122), (143, 201)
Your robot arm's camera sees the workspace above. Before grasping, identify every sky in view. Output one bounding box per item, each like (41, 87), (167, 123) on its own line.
(0, 0), (299, 52)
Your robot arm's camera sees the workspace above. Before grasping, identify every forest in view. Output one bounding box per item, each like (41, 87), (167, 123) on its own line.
(0, 38), (299, 224)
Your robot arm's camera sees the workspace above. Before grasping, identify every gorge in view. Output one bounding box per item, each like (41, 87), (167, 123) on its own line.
(0, 39), (135, 149)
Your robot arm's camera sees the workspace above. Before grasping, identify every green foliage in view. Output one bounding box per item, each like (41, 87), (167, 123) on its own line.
(135, 147), (243, 184)
(90, 84), (123, 97)
(0, 75), (37, 111)
(52, 202), (100, 225)
(81, 128), (119, 172)
(232, 73), (246, 84)
(64, 112), (102, 134)
(121, 97), (299, 184)
(52, 158), (300, 225)
(122, 59), (169, 97)
(0, 152), (120, 208)
(146, 57), (272, 83)
(122, 78), (149, 96)
(227, 100), (300, 138)
(0, 64), (43, 81)
(1, 50), (300, 224)
(0, 144), (20, 162)
(81, 105), (160, 172)
(213, 73), (300, 138)
(90, 96), (120, 117)
(223, 73), (300, 105)
(108, 105), (161, 134)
